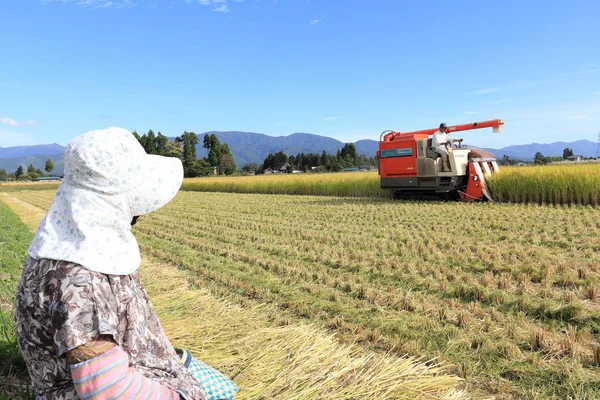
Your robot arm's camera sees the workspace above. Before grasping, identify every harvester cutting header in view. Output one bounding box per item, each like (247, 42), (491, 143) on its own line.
(376, 119), (504, 201)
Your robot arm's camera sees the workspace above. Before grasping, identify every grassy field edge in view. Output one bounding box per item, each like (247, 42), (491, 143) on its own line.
(0, 199), (33, 399)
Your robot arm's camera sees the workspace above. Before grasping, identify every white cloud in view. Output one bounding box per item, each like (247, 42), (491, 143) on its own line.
(213, 3), (228, 12)
(1, 117), (37, 127)
(323, 116), (339, 120)
(0, 118), (18, 127)
(274, 122), (283, 126)
(466, 68), (600, 97)
(466, 87), (501, 95)
(310, 19), (320, 24)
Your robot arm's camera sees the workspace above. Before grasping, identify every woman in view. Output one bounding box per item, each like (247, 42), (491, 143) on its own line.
(14, 128), (207, 399)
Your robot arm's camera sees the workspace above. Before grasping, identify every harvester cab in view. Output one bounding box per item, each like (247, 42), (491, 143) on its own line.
(376, 120), (504, 201)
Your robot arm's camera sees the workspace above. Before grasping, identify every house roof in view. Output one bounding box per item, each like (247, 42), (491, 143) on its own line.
(275, 162), (290, 170)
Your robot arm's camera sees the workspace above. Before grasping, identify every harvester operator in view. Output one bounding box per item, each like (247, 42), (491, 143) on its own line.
(431, 122), (463, 172)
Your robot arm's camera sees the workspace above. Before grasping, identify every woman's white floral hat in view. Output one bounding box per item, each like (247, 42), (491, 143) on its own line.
(28, 127), (183, 275)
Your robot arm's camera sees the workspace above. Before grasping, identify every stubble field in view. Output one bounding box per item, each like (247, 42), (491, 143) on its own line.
(7, 188), (600, 398)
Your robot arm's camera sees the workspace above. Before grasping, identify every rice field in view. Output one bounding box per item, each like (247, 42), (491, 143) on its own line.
(0, 192), (465, 400)
(182, 171), (390, 198)
(8, 189), (600, 399)
(487, 162), (600, 205)
(0, 181), (60, 192)
(182, 163), (600, 205)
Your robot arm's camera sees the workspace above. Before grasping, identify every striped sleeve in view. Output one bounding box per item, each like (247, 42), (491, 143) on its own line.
(70, 346), (180, 400)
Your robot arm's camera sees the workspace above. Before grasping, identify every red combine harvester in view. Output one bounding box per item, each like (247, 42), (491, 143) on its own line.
(376, 119), (504, 201)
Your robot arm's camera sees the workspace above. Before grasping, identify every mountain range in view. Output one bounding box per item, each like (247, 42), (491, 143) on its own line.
(0, 132), (596, 176)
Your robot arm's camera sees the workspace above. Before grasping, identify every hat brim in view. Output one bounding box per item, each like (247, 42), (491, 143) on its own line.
(128, 154), (184, 216)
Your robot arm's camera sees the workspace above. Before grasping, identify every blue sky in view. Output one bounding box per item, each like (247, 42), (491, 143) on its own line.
(1, 0), (599, 149)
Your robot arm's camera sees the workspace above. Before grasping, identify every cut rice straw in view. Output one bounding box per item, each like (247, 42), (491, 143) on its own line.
(143, 259), (466, 400)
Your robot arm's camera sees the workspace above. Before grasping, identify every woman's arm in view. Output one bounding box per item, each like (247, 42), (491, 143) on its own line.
(66, 336), (180, 399)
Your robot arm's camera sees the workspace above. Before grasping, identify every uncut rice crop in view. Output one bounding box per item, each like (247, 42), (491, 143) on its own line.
(487, 162), (600, 205)
(182, 171), (391, 198)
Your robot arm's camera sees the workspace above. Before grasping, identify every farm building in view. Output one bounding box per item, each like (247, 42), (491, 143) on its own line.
(275, 162), (291, 172)
(36, 176), (61, 182)
(263, 163), (291, 174)
(567, 155), (583, 162)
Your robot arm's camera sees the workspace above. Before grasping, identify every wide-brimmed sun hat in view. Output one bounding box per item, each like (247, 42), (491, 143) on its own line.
(28, 127), (183, 275)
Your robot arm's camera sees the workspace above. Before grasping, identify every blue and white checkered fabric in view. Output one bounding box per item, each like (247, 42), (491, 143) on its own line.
(182, 350), (238, 400)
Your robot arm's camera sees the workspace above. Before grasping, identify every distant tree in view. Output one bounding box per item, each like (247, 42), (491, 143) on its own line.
(181, 131), (199, 177)
(145, 130), (157, 154)
(369, 156), (378, 168)
(0, 168), (7, 182)
(534, 152), (549, 165)
(339, 143), (358, 165)
(242, 163), (259, 174)
(502, 155), (511, 166)
(320, 150), (328, 166)
(262, 154), (273, 170)
(165, 139), (183, 159)
(203, 134), (212, 157)
(219, 153), (237, 175)
(155, 132), (169, 156)
(357, 154), (369, 169)
(45, 158), (54, 174)
(132, 130), (141, 142)
(207, 134), (222, 167)
(192, 158), (214, 177)
(36, 168), (45, 177)
(27, 164), (37, 176)
(562, 148), (574, 159)
(342, 153), (354, 168)
(272, 151), (288, 167)
(138, 133), (148, 151)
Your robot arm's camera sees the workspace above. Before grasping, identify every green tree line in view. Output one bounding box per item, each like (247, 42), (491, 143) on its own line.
(534, 148), (589, 165)
(133, 130), (236, 178)
(1, 158), (55, 182)
(252, 143), (377, 174)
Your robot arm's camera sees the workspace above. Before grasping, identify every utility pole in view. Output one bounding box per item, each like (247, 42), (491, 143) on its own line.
(597, 133), (600, 159)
